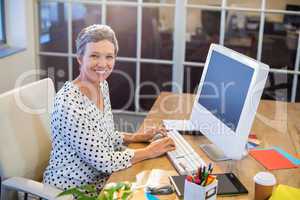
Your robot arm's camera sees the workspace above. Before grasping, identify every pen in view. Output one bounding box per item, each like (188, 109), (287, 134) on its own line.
(186, 175), (193, 182)
(205, 175), (216, 186)
(194, 177), (201, 185)
(186, 163), (216, 186)
(201, 166), (207, 183)
(201, 166), (206, 178)
(208, 163), (213, 173)
(198, 166), (202, 180)
(203, 172), (211, 186)
(201, 172), (208, 186)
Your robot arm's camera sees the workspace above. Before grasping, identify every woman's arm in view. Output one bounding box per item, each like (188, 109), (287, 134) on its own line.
(122, 127), (168, 144)
(130, 148), (150, 164)
(130, 137), (176, 164)
(121, 132), (140, 144)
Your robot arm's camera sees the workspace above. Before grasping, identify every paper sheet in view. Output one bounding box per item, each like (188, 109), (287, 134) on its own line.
(249, 149), (297, 170)
(269, 184), (300, 200)
(146, 169), (175, 188)
(254, 147), (300, 166)
(133, 169), (176, 190)
(272, 147), (300, 165)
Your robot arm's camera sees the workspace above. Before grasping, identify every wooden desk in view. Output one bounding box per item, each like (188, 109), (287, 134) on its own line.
(108, 92), (300, 199)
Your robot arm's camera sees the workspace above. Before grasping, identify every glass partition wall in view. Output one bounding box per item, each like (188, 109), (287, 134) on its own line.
(37, 0), (300, 114)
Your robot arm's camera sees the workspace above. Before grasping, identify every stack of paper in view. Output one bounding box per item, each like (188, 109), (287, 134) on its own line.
(247, 133), (261, 149)
(269, 184), (300, 200)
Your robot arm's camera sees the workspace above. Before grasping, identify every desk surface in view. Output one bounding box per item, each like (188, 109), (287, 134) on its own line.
(108, 92), (300, 200)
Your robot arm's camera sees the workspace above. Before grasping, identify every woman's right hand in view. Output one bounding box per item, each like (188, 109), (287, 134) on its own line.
(145, 137), (176, 159)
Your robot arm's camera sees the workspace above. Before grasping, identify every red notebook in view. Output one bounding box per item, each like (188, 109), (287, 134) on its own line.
(250, 149), (297, 170)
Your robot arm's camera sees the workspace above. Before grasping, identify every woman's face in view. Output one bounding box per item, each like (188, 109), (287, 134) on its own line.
(77, 40), (115, 83)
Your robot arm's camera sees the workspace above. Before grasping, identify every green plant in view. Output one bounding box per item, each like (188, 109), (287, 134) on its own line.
(57, 182), (132, 200)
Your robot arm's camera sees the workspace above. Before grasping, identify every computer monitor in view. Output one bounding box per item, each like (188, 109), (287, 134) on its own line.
(190, 44), (269, 160)
(201, 10), (220, 37)
(284, 4), (300, 28)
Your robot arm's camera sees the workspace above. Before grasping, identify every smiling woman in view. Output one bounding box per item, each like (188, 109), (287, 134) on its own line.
(73, 25), (117, 111)
(76, 40), (115, 86)
(42, 24), (176, 192)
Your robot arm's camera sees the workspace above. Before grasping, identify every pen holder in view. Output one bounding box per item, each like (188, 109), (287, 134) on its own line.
(184, 179), (218, 200)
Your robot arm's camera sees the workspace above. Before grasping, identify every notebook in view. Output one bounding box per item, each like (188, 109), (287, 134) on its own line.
(270, 147), (300, 165)
(249, 149), (297, 170)
(269, 184), (300, 200)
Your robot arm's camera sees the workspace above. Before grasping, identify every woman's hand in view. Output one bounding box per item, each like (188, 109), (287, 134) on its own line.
(130, 137), (176, 164)
(145, 137), (176, 159)
(133, 127), (168, 142)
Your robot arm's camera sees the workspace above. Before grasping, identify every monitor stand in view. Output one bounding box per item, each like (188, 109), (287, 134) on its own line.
(200, 144), (230, 161)
(199, 143), (248, 161)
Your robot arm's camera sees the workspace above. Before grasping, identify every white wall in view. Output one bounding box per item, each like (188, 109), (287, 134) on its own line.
(0, 0), (37, 94)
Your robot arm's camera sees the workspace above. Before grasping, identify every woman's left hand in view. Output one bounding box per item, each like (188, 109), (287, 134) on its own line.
(134, 127), (168, 142)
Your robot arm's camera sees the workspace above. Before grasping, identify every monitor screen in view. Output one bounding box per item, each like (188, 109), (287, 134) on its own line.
(198, 50), (254, 131)
(284, 4), (300, 28)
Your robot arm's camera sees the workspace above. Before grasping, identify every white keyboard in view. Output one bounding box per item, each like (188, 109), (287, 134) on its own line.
(167, 130), (206, 175)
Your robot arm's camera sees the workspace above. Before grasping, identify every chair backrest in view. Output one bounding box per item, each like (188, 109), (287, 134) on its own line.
(0, 78), (55, 181)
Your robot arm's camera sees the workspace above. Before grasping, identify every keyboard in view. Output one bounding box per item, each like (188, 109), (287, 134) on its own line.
(167, 130), (206, 175)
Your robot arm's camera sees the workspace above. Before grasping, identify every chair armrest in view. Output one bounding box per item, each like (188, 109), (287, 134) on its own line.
(1, 177), (73, 200)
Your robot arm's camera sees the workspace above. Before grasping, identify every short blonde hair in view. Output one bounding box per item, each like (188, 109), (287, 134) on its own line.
(76, 24), (119, 57)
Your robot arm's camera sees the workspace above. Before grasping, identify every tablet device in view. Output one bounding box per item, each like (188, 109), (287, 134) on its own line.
(169, 172), (248, 197)
(215, 173), (248, 195)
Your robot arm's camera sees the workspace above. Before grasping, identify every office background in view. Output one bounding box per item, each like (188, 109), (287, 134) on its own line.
(0, 0), (299, 125)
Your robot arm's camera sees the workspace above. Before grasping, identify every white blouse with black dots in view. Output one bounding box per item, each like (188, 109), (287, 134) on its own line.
(43, 80), (134, 191)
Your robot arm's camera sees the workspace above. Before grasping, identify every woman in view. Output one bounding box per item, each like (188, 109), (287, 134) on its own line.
(43, 24), (175, 191)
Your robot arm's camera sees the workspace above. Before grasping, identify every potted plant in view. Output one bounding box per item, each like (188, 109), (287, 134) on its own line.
(57, 182), (132, 200)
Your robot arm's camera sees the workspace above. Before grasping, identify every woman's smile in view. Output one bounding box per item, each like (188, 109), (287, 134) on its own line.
(94, 68), (111, 75)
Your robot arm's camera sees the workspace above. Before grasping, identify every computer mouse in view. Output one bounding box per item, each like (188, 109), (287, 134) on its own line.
(152, 133), (165, 141)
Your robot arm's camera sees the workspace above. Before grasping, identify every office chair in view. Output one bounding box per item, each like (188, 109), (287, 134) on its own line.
(0, 78), (71, 200)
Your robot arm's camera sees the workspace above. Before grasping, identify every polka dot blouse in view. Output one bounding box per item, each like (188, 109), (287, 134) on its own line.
(43, 80), (134, 191)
